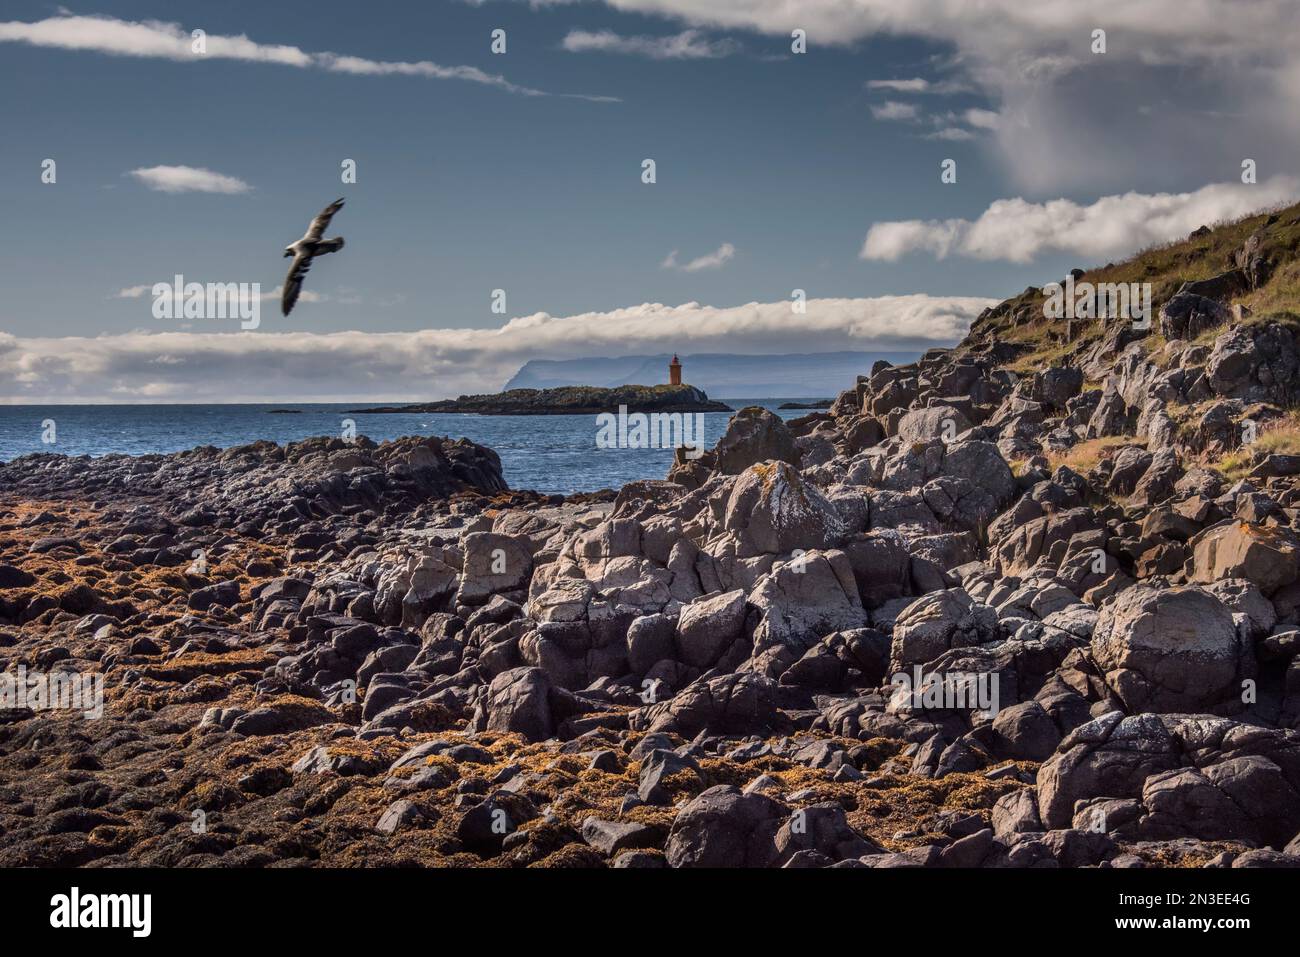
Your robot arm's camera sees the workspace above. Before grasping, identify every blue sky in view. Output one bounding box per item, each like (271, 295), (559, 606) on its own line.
(1, 1), (1296, 401)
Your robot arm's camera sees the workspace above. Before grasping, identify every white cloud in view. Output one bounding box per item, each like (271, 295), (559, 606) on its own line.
(587, 0), (1300, 190)
(867, 77), (928, 93)
(661, 242), (736, 271)
(0, 295), (993, 403)
(925, 127), (975, 141)
(963, 108), (1000, 129)
(867, 77), (968, 95)
(0, 13), (310, 64)
(0, 14), (616, 101)
(129, 165), (252, 194)
(114, 286), (152, 299)
(562, 28), (737, 59)
(861, 176), (1300, 264)
(912, 109), (994, 140)
(870, 100), (918, 121)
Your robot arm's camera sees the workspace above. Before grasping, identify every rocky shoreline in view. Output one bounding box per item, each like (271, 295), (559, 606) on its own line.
(349, 384), (732, 416)
(5, 209), (1300, 868)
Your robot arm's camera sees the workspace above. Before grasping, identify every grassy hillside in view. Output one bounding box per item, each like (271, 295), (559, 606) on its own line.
(965, 200), (1300, 378)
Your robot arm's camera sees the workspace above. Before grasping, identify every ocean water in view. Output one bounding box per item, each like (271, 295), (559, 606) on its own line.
(0, 400), (817, 495)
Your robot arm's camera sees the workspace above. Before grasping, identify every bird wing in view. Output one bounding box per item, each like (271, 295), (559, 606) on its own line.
(305, 198), (345, 241)
(281, 251), (314, 316)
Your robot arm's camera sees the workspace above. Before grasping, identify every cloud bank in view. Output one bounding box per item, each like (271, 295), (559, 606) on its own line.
(861, 177), (1300, 264)
(0, 14), (616, 101)
(0, 295), (993, 403)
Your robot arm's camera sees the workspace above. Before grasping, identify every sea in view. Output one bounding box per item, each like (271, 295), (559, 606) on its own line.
(0, 400), (820, 495)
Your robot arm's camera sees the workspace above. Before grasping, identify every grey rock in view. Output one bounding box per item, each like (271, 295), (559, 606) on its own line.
(1090, 586), (1245, 712)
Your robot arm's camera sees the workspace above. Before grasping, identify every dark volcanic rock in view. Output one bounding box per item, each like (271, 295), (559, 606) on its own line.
(665, 785), (787, 867)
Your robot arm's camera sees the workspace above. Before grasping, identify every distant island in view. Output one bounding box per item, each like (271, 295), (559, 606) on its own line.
(778, 399), (833, 410)
(348, 383), (733, 416)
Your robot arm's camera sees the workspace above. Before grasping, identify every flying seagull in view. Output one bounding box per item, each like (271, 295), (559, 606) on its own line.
(281, 198), (346, 316)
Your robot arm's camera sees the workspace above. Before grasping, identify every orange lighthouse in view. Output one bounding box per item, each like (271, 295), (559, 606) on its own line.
(669, 354), (682, 386)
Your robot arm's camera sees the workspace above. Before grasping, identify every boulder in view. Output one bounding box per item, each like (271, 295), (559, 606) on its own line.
(229, 698), (333, 736)
(1087, 385), (1131, 438)
(582, 817), (660, 856)
(0, 564), (36, 589)
(996, 508), (1101, 578)
(1106, 447), (1152, 496)
(1090, 586), (1245, 713)
(1132, 447), (1183, 507)
(375, 799), (431, 835)
(1157, 292), (1231, 341)
(842, 532), (911, 608)
(1139, 757), (1300, 846)
(939, 441), (1017, 507)
(456, 791), (539, 854)
(676, 589), (747, 668)
(720, 462), (846, 555)
(748, 550), (867, 649)
(188, 580), (240, 611)
(455, 532), (533, 605)
(1038, 711), (1300, 839)
(637, 749), (701, 804)
(468, 666), (554, 742)
(1189, 522), (1300, 596)
(1030, 367), (1084, 411)
(896, 405), (972, 444)
(664, 785), (786, 867)
(990, 700), (1062, 761)
(1036, 712), (1181, 829)
(1206, 321), (1300, 403)
(713, 407), (799, 474)
(992, 789), (1043, 838)
(626, 613), (676, 675)
(772, 803), (882, 865)
(631, 672), (778, 738)
(889, 588), (998, 672)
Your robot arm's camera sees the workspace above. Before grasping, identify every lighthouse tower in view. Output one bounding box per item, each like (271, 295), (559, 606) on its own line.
(669, 354), (682, 386)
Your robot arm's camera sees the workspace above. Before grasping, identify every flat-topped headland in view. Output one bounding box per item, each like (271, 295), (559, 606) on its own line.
(348, 383), (732, 416)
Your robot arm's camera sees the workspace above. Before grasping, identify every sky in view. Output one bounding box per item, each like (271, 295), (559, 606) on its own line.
(1, 1), (1298, 402)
